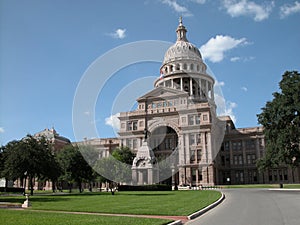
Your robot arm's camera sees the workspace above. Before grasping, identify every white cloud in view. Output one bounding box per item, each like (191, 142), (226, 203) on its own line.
(0, 127), (4, 133)
(161, 0), (193, 16)
(105, 113), (120, 130)
(230, 56), (241, 62)
(214, 93), (237, 123)
(241, 86), (248, 92)
(189, 0), (206, 4)
(215, 80), (225, 87)
(222, 0), (275, 21)
(230, 56), (255, 62)
(225, 101), (237, 123)
(280, 1), (300, 18)
(200, 35), (247, 63)
(109, 28), (126, 39)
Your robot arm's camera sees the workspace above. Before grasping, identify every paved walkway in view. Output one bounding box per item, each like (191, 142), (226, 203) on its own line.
(186, 188), (300, 225)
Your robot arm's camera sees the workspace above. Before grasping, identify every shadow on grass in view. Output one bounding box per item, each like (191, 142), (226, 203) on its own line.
(117, 192), (175, 196)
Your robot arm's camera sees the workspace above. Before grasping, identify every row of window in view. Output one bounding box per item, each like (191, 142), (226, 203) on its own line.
(222, 139), (264, 151)
(163, 62), (205, 74)
(269, 169), (288, 182)
(233, 154), (256, 165)
(190, 149), (202, 163)
(221, 154), (257, 166)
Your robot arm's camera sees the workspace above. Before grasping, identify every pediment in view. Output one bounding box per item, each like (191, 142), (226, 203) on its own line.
(137, 87), (187, 102)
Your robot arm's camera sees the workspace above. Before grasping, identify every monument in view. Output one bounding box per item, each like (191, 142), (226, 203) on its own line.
(132, 98), (159, 185)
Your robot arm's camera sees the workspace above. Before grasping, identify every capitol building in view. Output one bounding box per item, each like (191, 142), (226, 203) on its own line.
(77, 19), (299, 187)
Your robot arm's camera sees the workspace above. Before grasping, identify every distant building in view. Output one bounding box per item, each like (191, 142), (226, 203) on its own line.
(34, 127), (71, 151)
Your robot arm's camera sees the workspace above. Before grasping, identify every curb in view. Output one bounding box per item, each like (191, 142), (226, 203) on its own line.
(269, 188), (300, 191)
(187, 192), (225, 220)
(167, 220), (183, 225)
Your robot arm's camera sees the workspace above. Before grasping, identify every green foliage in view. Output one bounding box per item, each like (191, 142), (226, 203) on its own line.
(93, 156), (132, 184)
(111, 146), (135, 165)
(93, 146), (135, 184)
(1, 135), (58, 195)
(56, 145), (95, 192)
(257, 71), (300, 170)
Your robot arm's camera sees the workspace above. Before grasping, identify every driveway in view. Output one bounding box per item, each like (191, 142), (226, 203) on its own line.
(186, 188), (300, 225)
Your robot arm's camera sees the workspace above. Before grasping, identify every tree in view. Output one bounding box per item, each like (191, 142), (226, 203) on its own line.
(111, 146), (135, 165)
(56, 145), (94, 193)
(93, 146), (135, 193)
(1, 135), (59, 195)
(257, 71), (300, 172)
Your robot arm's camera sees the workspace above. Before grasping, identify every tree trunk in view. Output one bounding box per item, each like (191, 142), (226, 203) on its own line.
(69, 183), (72, 193)
(78, 181), (82, 193)
(30, 176), (34, 196)
(52, 180), (56, 192)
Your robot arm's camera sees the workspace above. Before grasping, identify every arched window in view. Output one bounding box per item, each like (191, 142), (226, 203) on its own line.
(190, 64), (194, 71)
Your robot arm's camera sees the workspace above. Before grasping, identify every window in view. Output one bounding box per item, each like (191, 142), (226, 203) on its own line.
(133, 139), (137, 149)
(195, 115), (200, 124)
(190, 150), (195, 162)
(127, 121), (132, 131)
(238, 155), (243, 165)
(188, 115), (194, 125)
(203, 114), (208, 121)
(127, 121), (138, 131)
(197, 150), (201, 162)
(126, 139), (132, 149)
(192, 168), (197, 181)
(196, 133), (201, 145)
(190, 64), (194, 71)
(245, 139), (255, 150)
(247, 154), (256, 164)
(189, 134), (196, 145)
(224, 142), (230, 151)
(232, 141), (242, 151)
(133, 121), (137, 130)
(188, 114), (201, 125)
(234, 155), (238, 165)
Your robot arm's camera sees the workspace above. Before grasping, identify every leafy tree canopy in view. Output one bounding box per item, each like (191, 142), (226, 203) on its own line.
(257, 71), (300, 170)
(111, 146), (135, 165)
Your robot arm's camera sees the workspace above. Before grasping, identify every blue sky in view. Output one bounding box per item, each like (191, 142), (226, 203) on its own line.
(1, 0), (299, 145)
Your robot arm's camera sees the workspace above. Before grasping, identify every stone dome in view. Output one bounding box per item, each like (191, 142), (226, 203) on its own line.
(162, 17), (202, 66)
(163, 41), (202, 65)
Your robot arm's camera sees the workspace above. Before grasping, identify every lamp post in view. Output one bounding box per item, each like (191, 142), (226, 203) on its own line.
(23, 171), (27, 196)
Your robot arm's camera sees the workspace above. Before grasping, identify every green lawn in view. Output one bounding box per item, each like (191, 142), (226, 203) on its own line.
(0, 209), (172, 225)
(0, 190), (221, 216)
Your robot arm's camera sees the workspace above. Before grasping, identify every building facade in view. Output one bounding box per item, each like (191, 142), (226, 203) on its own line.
(77, 19), (300, 186)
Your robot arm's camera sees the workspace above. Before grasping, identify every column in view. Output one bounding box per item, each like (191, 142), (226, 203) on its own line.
(205, 80), (208, 98)
(180, 77), (183, 91)
(189, 78), (193, 96)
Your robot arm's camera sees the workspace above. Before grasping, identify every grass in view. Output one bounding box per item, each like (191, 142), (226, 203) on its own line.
(0, 190), (221, 225)
(0, 209), (172, 225)
(0, 190), (221, 216)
